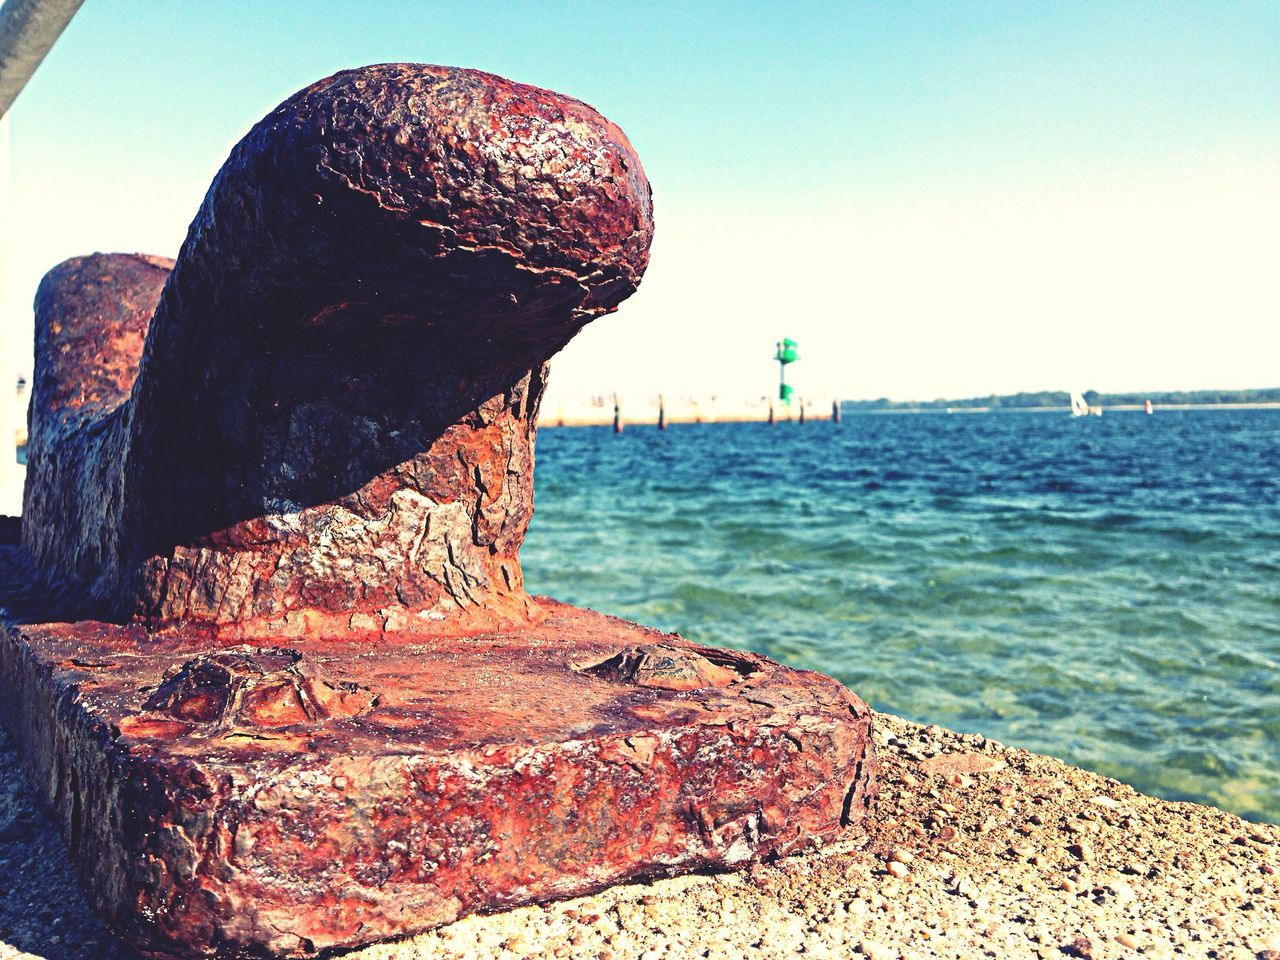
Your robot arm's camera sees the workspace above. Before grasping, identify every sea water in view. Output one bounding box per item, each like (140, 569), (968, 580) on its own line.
(523, 409), (1280, 823)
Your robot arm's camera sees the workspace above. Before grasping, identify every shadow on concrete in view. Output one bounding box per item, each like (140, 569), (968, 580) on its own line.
(0, 726), (125, 959)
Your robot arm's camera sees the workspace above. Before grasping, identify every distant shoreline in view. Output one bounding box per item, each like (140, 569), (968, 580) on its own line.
(543, 401), (1280, 428)
(842, 387), (1280, 413)
(853, 401), (1280, 415)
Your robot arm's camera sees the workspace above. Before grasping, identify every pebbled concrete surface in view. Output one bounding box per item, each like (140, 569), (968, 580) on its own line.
(3, 711), (1277, 959)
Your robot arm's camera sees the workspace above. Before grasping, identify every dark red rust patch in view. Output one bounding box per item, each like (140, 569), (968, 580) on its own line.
(143, 647), (377, 729)
(577, 643), (755, 690)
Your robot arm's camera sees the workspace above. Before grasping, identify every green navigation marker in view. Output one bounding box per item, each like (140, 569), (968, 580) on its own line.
(775, 338), (798, 403)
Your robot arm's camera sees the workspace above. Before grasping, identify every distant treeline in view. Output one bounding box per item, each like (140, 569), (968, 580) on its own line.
(843, 387), (1280, 411)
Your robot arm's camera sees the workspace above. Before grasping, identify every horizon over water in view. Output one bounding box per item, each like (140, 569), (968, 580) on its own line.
(523, 409), (1280, 824)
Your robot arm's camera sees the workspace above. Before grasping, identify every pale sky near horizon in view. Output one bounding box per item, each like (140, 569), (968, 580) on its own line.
(0, 0), (1276, 403)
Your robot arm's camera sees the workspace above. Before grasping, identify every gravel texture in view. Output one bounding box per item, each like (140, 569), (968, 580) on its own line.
(2, 713), (1276, 960)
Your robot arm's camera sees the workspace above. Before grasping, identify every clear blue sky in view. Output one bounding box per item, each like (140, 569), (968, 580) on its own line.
(3, 1), (1277, 401)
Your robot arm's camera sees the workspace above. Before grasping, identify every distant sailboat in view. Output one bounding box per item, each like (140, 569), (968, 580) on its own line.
(1145, 399), (1154, 415)
(1070, 390), (1102, 418)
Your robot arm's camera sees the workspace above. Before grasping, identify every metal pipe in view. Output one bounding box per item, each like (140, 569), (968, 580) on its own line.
(0, 0), (86, 118)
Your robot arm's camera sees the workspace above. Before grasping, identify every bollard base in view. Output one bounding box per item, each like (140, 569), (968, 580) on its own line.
(0, 600), (876, 959)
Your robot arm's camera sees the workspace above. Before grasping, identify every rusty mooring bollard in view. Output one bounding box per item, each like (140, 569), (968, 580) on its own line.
(25, 64), (651, 638)
(0, 64), (876, 960)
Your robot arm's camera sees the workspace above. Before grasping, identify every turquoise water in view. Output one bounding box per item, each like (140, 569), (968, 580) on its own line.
(523, 410), (1280, 823)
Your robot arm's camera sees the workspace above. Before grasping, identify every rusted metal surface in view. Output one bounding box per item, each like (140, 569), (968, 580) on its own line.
(23, 253), (171, 602)
(1, 62), (878, 959)
(0, 602), (876, 958)
(23, 63), (653, 636)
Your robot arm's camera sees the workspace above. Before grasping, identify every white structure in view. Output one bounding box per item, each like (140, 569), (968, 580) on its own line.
(0, 110), (19, 515)
(0, 0), (87, 514)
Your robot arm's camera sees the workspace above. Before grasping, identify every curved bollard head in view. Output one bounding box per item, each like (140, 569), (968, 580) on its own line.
(22, 64), (654, 637)
(175, 63), (653, 351)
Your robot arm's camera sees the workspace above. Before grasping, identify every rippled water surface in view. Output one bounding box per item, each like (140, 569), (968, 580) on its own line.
(523, 410), (1280, 822)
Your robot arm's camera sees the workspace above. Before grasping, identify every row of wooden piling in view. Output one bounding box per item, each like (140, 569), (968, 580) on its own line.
(610, 395), (842, 433)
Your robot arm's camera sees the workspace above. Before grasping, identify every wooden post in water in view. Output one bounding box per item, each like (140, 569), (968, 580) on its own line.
(768, 400), (775, 426)
(657, 394), (666, 430)
(613, 393), (622, 434)
(832, 398), (841, 424)
(798, 399), (806, 425)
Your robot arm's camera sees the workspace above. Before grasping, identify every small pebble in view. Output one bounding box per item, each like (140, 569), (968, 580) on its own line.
(1068, 841), (1094, 862)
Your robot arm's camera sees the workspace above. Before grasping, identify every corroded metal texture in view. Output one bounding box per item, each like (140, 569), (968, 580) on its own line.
(2, 62), (879, 960)
(0, 602), (876, 958)
(23, 253), (171, 598)
(23, 63), (653, 637)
